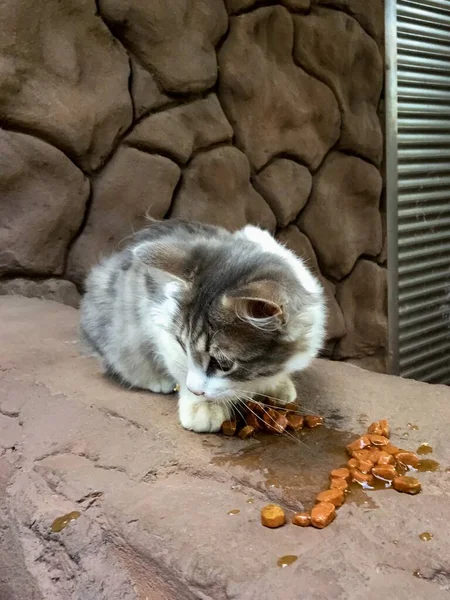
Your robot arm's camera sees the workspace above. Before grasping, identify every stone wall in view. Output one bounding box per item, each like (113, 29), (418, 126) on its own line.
(0, 0), (386, 369)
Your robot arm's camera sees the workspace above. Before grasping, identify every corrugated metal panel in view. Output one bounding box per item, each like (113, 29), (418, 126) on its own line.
(387, 0), (450, 383)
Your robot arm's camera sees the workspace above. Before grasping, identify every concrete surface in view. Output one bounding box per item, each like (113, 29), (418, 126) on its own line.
(0, 296), (449, 600)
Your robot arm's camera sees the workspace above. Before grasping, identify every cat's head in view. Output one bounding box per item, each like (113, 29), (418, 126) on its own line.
(133, 227), (326, 400)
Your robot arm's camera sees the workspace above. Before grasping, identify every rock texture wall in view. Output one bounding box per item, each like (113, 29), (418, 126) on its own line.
(0, 0), (386, 369)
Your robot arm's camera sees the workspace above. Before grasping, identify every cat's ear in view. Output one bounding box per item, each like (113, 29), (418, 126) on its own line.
(132, 241), (190, 287)
(223, 280), (285, 331)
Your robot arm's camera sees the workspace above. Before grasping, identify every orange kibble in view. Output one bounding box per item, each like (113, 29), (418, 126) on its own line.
(286, 414), (304, 431)
(351, 468), (375, 487)
(315, 488), (345, 508)
(245, 412), (262, 431)
(347, 458), (359, 469)
(330, 478), (349, 492)
(330, 468), (350, 481)
(292, 512), (311, 527)
(238, 425), (255, 440)
(261, 504), (286, 528)
(311, 502), (336, 529)
(367, 434), (389, 447)
(396, 452), (420, 469)
(221, 420), (237, 436)
(367, 419), (390, 438)
(377, 451), (395, 465)
(347, 436), (371, 455)
(372, 465), (398, 481)
(304, 415), (324, 428)
(353, 449), (372, 462)
(358, 459), (374, 474)
(383, 444), (401, 456)
(393, 476), (421, 495)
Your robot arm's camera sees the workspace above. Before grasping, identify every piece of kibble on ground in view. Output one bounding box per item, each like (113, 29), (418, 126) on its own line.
(261, 504), (286, 528)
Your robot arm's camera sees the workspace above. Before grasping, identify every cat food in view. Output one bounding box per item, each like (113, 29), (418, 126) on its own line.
(367, 419), (390, 438)
(393, 475), (422, 495)
(238, 425), (255, 440)
(366, 434), (389, 446)
(311, 502), (336, 529)
(220, 410), (426, 532)
(292, 512), (311, 527)
(315, 488), (345, 507)
(396, 451), (420, 469)
(286, 414), (304, 431)
(372, 465), (398, 481)
(220, 397), (306, 436)
(304, 415), (324, 428)
(350, 468), (375, 486)
(377, 451), (396, 465)
(329, 478), (349, 492)
(221, 420), (237, 436)
(330, 468), (350, 481)
(261, 504), (286, 528)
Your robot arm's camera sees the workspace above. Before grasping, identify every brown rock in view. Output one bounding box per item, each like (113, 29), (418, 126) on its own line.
(130, 60), (171, 120)
(314, 0), (385, 48)
(0, 129), (89, 276)
(171, 146), (276, 231)
(298, 152), (382, 280)
(0, 279), (81, 309)
(226, 0), (310, 12)
(0, 0), (132, 172)
(253, 159), (312, 227)
(98, 0), (228, 94)
(126, 95), (233, 164)
(335, 260), (387, 359)
(276, 226), (346, 341)
(219, 6), (340, 171)
(293, 9), (383, 165)
(67, 147), (180, 285)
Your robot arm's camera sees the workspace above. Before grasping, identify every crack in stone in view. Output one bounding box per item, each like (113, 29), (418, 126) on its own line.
(317, 3), (382, 48)
(0, 408), (20, 418)
(98, 407), (149, 433)
(0, 120), (86, 176)
(63, 177), (93, 278)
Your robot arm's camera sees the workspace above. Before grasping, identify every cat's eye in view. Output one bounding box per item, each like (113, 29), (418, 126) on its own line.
(208, 356), (234, 374)
(176, 336), (186, 352)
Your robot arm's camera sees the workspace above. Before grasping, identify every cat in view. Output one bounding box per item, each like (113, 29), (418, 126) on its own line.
(80, 219), (326, 433)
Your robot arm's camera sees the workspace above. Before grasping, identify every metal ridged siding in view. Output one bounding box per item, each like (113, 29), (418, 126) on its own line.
(389, 0), (450, 383)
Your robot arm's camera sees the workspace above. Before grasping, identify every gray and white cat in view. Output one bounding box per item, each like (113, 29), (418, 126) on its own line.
(80, 219), (326, 433)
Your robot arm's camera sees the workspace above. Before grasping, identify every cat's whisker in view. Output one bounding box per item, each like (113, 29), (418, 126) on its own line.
(235, 389), (318, 416)
(236, 393), (311, 451)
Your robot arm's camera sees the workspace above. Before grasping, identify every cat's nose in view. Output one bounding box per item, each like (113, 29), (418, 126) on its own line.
(187, 386), (204, 397)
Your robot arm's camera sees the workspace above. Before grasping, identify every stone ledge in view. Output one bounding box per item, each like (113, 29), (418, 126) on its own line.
(1, 297), (449, 600)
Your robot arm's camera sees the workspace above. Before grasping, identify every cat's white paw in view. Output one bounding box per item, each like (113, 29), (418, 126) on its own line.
(147, 374), (177, 394)
(179, 399), (231, 433)
(263, 376), (297, 405)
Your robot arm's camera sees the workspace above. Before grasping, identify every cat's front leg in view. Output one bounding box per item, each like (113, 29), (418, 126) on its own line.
(178, 388), (231, 433)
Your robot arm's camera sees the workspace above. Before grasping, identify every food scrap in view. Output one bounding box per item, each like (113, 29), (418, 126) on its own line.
(261, 504), (286, 528)
(220, 409), (430, 532)
(220, 398), (322, 439)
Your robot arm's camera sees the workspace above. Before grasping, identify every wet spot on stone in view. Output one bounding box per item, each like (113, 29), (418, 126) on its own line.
(417, 443), (433, 455)
(277, 555), (298, 568)
(51, 511), (81, 533)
